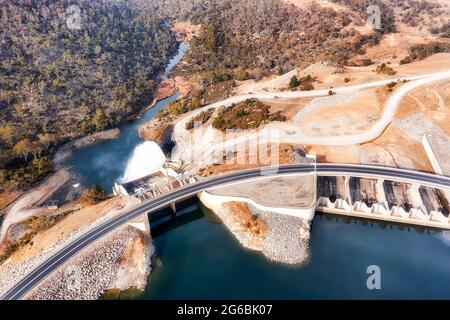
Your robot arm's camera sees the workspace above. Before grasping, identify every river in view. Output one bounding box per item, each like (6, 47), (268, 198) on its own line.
(66, 42), (188, 191)
(64, 41), (450, 300)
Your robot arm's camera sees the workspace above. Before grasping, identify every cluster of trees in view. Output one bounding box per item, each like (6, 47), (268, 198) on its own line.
(0, 129), (56, 189)
(437, 23), (450, 38)
(167, 97), (202, 116)
(390, 0), (447, 33)
(328, 0), (396, 34)
(400, 42), (450, 65)
(326, 0), (449, 36)
(185, 108), (214, 130)
(0, 0), (178, 191)
(159, 0), (384, 84)
(211, 99), (286, 132)
(289, 75), (317, 91)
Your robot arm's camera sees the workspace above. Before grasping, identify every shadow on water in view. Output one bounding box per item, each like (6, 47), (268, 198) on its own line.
(149, 197), (205, 238)
(314, 211), (437, 234)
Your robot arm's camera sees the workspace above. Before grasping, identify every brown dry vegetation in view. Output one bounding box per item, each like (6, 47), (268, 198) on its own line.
(223, 202), (266, 237)
(212, 99), (287, 132)
(400, 42), (450, 65)
(185, 108), (214, 130)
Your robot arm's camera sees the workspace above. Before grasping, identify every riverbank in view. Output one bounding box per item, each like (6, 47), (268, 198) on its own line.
(0, 169), (71, 245)
(53, 129), (120, 171)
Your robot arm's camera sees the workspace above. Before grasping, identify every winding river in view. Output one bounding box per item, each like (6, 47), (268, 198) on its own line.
(65, 42), (450, 299)
(66, 43), (188, 190)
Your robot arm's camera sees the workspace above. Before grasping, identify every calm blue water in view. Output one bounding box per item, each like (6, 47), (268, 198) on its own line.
(143, 209), (450, 300)
(66, 43), (188, 191)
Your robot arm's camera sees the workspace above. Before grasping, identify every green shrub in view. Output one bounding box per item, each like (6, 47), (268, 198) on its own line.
(289, 75), (300, 89)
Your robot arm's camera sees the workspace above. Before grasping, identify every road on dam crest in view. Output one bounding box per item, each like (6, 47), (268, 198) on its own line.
(1, 164), (450, 300)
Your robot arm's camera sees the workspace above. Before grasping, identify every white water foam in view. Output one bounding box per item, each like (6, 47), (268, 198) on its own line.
(437, 231), (450, 248)
(121, 141), (166, 183)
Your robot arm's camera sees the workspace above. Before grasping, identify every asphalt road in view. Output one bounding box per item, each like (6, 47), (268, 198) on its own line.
(2, 164), (449, 300)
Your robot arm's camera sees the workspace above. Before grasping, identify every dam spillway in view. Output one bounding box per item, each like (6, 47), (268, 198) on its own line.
(316, 176), (449, 229)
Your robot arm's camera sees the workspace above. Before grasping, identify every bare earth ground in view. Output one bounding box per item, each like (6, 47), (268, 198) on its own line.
(210, 174), (315, 209)
(263, 97), (314, 119)
(6, 170), (70, 217)
(0, 170), (71, 244)
(307, 145), (361, 164)
(173, 73), (449, 173)
(197, 143), (306, 177)
(1, 196), (137, 266)
(395, 81), (450, 136)
(0, 190), (23, 213)
(295, 88), (385, 137)
(370, 125), (434, 172)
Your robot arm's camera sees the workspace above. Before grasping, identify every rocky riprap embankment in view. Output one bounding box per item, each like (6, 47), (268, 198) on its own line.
(256, 209), (310, 265)
(0, 202), (131, 297)
(26, 225), (153, 300)
(218, 202), (311, 265)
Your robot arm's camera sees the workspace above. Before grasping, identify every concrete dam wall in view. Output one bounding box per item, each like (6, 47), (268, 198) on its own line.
(316, 176), (450, 229)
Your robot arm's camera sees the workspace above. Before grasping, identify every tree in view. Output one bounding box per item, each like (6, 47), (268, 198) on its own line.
(277, 67), (284, 76)
(38, 133), (56, 149)
(91, 108), (108, 131)
(205, 23), (219, 53)
(30, 142), (44, 160)
(289, 75), (300, 89)
(80, 184), (107, 205)
(14, 139), (33, 161)
(0, 124), (15, 147)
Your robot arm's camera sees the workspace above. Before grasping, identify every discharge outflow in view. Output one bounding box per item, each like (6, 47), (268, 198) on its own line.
(121, 141), (166, 183)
